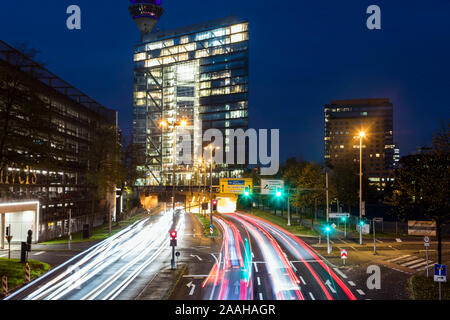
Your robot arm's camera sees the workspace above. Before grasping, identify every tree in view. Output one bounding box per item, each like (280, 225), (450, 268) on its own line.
(387, 123), (449, 264)
(281, 157), (308, 188)
(85, 124), (125, 234)
(293, 162), (328, 225)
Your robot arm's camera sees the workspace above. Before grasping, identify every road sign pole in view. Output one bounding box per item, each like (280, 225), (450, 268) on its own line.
(327, 233), (331, 254)
(344, 219), (347, 239)
(439, 282), (442, 301)
(426, 245), (429, 277)
(287, 193), (291, 227)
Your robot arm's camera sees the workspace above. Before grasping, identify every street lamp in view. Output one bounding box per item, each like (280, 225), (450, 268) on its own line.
(160, 119), (187, 225)
(204, 144), (220, 231)
(359, 131), (365, 245)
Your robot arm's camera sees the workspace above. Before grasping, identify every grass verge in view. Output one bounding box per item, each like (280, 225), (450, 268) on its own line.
(241, 208), (320, 237)
(410, 274), (449, 300)
(0, 258), (50, 296)
(195, 213), (220, 237)
(42, 209), (150, 244)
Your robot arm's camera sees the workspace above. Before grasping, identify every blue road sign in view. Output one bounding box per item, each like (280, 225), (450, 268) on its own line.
(434, 264), (447, 282)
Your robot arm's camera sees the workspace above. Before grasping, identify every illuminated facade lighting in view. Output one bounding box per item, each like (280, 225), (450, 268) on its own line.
(132, 16), (249, 186)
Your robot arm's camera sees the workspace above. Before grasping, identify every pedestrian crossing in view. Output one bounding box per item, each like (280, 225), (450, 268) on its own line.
(386, 254), (433, 272)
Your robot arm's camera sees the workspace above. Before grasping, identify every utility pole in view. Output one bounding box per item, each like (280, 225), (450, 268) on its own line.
(172, 123), (176, 225)
(326, 170), (331, 254)
(359, 131), (365, 245)
(287, 188), (291, 226)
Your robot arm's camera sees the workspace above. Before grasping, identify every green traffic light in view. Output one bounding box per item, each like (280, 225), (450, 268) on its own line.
(244, 191), (249, 196)
(360, 221), (364, 226)
(325, 226), (331, 233)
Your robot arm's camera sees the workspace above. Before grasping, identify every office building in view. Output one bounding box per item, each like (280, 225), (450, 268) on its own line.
(324, 98), (397, 190)
(130, 10), (249, 186)
(0, 40), (118, 244)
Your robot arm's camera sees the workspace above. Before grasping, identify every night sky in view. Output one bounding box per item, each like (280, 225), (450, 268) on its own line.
(1, 0), (449, 164)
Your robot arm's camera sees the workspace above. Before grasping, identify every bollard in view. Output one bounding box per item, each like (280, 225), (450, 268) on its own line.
(2, 276), (7, 296)
(25, 263), (31, 282)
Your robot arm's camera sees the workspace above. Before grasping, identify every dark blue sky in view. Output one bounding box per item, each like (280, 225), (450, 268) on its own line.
(1, 0), (449, 163)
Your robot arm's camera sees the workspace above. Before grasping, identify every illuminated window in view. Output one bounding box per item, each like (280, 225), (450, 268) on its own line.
(231, 33), (244, 43)
(231, 24), (244, 34)
(134, 53), (146, 61)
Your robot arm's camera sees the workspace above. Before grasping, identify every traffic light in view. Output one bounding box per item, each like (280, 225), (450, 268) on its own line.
(212, 199), (218, 211)
(341, 217), (347, 222)
(6, 226), (10, 237)
(359, 220), (365, 226)
(276, 187), (282, 197)
(244, 186), (250, 197)
(324, 225), (331, 233)
(170, 230), (177, 247)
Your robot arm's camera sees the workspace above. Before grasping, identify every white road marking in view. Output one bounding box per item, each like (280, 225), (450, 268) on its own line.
(254, 262), (259, 273)
(33, 251), (45, 256)
(375, 239), (384, 243)
(190, 254), (203, 261)
(357, 289), (365, 295)
(333, 267), (348, 279)
(348, 281), (356, 287)
(401, 258), (424, 267)
(350, 246), (357, 251)
(387, 255), (410, 263)
(395, 238), (402, 242)
(290, 261), (298, 272)
(183, 275), (210, 278)
(325, 280), (337, 294)
(187, 281), (196, 296)
(259, 293), (263, 300)
(388, 245), (399, 251)
(257, 277), (261, 286)
(299, 276), (306, 285)
(417, 264), (434, 271)
(309, 292), (315, 300)
(409, 260), (432, 269)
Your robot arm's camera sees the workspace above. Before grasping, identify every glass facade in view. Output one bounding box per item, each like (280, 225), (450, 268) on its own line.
(133, 17), (249, 186)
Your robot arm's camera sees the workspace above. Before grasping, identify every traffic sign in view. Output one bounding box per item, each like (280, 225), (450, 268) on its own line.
(210, 224), (214, 235)
(331, 223), (336, 229)
(434, 264), (447, 282)
(329, 213), (350, 219)
(260, 179), (284, 195)
(424, 236), (430, 247)
(341, 249), (348, 259)
(373, 217), (383, 223)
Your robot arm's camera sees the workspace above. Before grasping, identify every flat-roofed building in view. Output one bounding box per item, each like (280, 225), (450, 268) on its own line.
(324, 98), (397, 190)
(0, 40), (118, 243)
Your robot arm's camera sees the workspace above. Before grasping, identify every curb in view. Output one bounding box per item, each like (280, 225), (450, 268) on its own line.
(163, 264), (188, 300)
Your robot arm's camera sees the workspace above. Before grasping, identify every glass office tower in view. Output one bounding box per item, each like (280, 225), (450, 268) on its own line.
(132, 16), (249, 186)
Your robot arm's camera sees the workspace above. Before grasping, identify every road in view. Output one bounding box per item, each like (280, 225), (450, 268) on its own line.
(5, 208), (185, 300)
(172, 212), (357, 300)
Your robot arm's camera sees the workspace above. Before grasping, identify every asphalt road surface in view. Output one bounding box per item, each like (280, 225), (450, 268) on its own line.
(172, 212), (357, 300)
(5, 208), (184, 300)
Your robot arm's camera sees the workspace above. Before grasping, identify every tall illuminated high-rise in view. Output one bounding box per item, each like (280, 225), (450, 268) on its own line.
(130, 11), (249, 186)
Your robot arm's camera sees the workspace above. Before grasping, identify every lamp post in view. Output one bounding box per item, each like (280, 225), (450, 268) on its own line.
(160, 119), (187, 225)
(359, 131), (365, 245)
(326, 170), (331, 254)
(205, 144), (219, 230)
